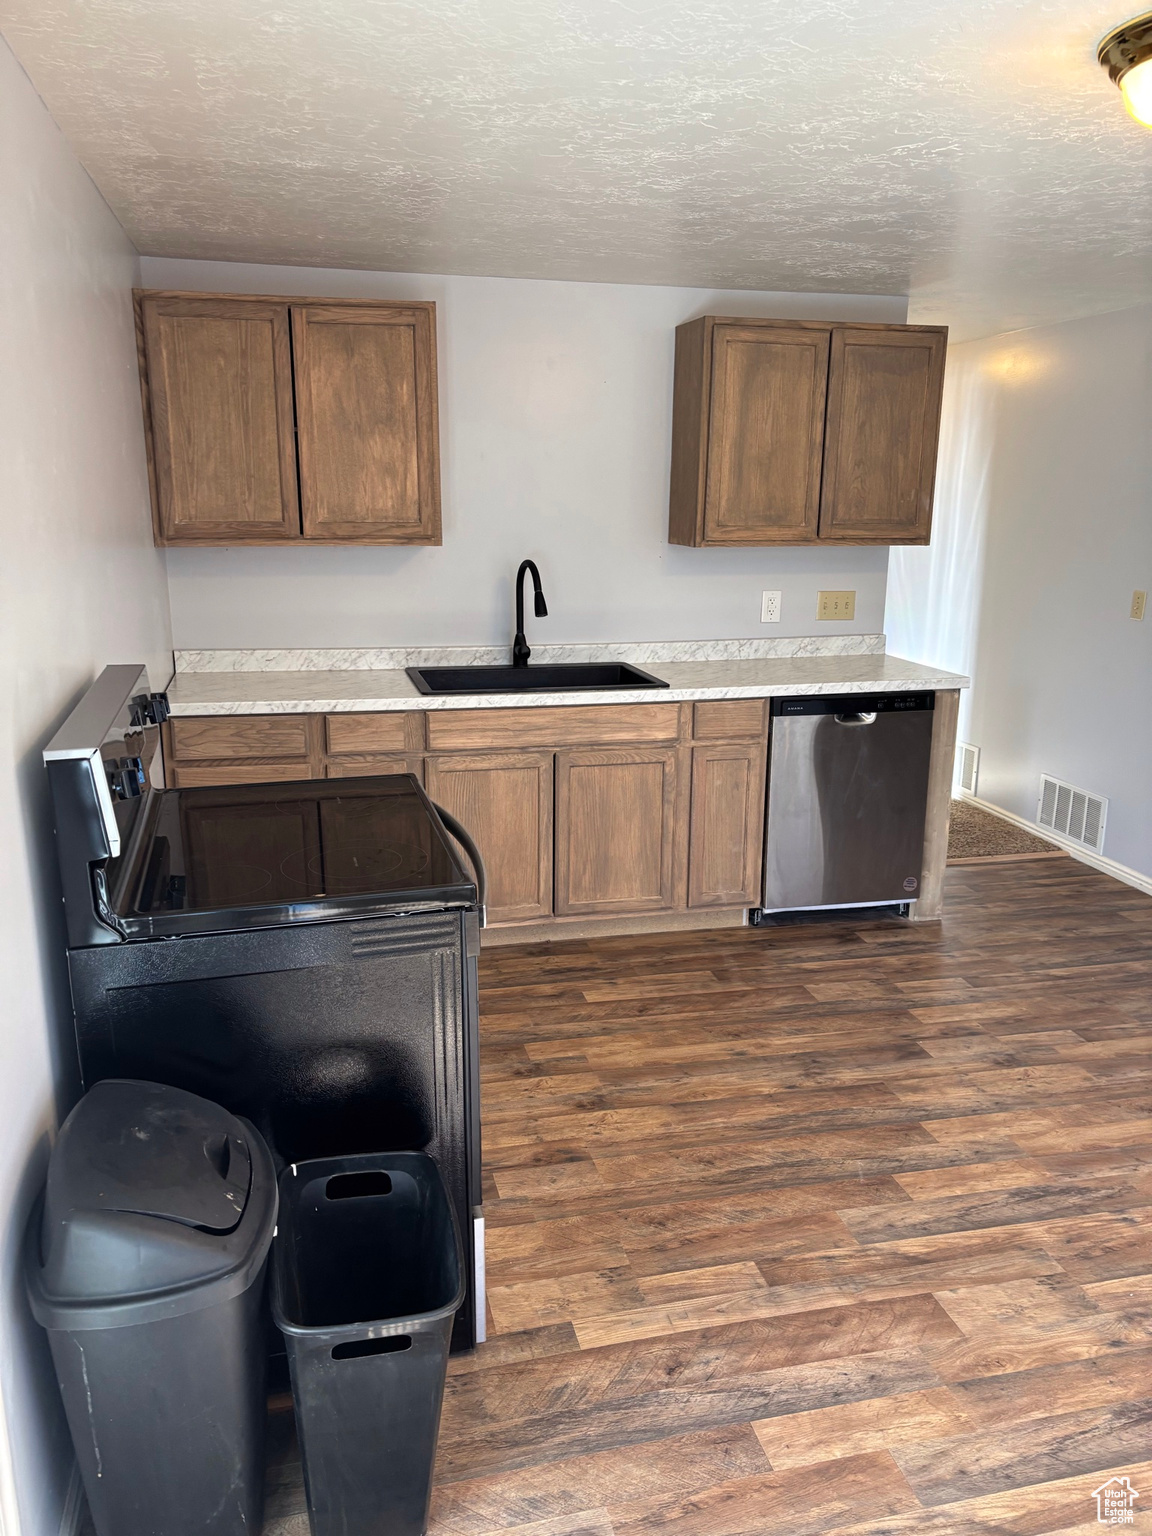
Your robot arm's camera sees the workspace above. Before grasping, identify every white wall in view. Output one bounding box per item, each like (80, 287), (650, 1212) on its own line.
(0, 39), (173, 1536)
(141, 258), (905, 652)
(888, 305), (1152, 880)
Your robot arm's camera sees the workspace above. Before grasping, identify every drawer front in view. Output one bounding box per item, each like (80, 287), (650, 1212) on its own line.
(170, 760), (315, 788)
(692, 699), (769, 740)
(169, 715), (311, 762)
(427, 703), (684, 751)
(326, 755), (424, 782)
(325, 712), (425, 755)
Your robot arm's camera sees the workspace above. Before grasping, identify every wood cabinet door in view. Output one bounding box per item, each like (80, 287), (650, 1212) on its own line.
(139, 296), (299, 543)
(819, 327), (947, 544)
(555, 748), (683, 916)
(291, 303), (441, 544)
(688, 744), (766, 908)
(702, 324), (829, 544)
(425, 753), (553, 924)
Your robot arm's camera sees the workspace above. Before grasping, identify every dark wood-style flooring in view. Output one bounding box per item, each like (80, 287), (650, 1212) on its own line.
(265, 857), (1152, 1535)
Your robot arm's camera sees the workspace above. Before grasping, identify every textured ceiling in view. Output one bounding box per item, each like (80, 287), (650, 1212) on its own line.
(3, 0), (1151, 339)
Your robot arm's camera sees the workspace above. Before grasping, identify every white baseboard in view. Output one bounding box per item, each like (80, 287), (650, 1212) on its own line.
(959, 793), (1152, 899)
(57, 1465), (83, 1536)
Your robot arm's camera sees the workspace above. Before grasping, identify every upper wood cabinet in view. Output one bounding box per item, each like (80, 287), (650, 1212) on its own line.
(292, 304), (440, 543)
(668, 316), (947, 547)
(136, 291), (441, 546)
(138, 296), (300, 543)
(818, 328), (947, 544)
(693, 323), (827, 544)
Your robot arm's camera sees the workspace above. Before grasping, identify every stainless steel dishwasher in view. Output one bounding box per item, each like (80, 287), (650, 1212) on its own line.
(760, 692), (935, 913)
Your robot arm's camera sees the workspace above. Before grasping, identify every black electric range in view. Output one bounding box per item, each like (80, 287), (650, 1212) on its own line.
(45, 666), (485, 1350)
(117, 773), (476, 939)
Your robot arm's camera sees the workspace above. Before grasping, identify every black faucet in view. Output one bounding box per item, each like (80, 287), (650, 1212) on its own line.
(512, 559), (548, 667)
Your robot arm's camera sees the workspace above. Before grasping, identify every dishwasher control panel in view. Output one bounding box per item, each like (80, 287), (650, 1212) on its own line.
(772, 692), (934, 717)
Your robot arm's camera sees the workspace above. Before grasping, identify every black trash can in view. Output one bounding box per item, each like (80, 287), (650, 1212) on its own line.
(25, 1079), (278, 1536)
(273, 1151), (465, 1536)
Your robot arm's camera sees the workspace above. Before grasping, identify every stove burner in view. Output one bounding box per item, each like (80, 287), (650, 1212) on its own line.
(278, 839), (430, 893)
(204, 864), (276, 900)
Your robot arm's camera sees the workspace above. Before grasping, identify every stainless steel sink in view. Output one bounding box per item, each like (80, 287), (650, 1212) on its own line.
(406, 662), (669, 695)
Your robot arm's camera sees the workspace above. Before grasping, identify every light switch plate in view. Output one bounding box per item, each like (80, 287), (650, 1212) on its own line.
(1131, 590), (1147, 621)
(760, 590), (781, 623)
(817, 590), (856, 621)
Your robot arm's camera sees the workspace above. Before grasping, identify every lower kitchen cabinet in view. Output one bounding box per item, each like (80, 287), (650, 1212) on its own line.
(688, 743), (766, 908)
(165, 701), (777, 928)
(163, 691), (960, 930)
(425, 752), (554, 924)
(554, 747), (683, 916)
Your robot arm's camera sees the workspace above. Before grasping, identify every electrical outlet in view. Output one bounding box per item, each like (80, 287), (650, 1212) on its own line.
(760, 590), (781, 623)
(1131, 590), (1147, 621)
(817, 590), (856, 621)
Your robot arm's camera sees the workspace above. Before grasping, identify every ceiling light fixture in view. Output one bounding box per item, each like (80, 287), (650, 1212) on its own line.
(1099, 11), (1152, 127)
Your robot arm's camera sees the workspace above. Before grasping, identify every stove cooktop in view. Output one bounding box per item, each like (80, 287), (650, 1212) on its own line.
(109, 774), (476, 939)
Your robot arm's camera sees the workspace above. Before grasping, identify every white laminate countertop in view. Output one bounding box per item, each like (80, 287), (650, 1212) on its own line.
(166, 652), (969, 716)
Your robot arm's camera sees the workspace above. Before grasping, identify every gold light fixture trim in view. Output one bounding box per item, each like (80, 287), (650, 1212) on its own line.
(1098, 10), (1152, 127)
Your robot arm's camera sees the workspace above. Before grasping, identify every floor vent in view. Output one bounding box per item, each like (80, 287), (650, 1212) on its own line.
(957, 742), (980, 795)
(1038, 774), (1108, 852)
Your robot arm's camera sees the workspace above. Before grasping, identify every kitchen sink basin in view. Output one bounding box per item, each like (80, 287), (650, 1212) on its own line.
(406, 662), (670, 694)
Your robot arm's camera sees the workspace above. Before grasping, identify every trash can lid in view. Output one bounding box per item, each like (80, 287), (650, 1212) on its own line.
(27, 1080), (277, 1329)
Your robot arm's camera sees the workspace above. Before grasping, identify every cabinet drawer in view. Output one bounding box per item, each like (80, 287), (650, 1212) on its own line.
(169, 715), (311, 761)
(692, 700), (768, 740)
(326, 755), (424, 782)
(427, 703), (684, 751)
(170, 760), (315, 788)
(325, 712), (425, 755)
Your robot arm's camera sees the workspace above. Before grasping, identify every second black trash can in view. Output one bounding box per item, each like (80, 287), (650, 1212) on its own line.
(273, 1151), (465, 1536)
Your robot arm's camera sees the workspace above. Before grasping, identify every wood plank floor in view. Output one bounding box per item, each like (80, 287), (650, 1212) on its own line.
(264, 857), (1152, 1536)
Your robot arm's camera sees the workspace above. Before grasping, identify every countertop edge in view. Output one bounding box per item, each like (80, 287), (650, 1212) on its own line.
(166, 667), (971, 716)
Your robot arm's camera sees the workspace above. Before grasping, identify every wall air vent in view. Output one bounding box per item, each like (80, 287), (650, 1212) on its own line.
(957, 743), (980, 795)
(1037, 774), (1108, 852)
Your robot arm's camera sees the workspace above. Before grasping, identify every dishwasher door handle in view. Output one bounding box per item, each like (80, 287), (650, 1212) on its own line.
(834, 711), (878, 725)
